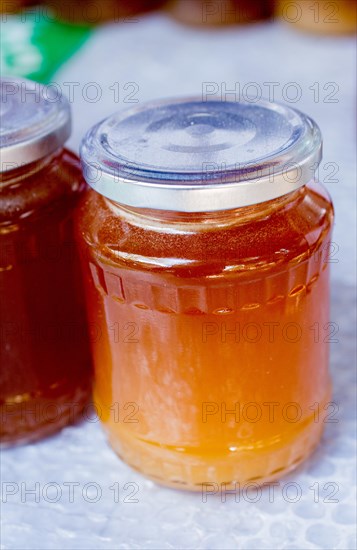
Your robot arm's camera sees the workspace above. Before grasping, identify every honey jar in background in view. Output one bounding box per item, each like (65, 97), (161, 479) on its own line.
(278, 0), (357, 34)
(0, 1), (35, 13)
(46, 0), (166, 24)
(0, 78), (92, 446)
(76, 98), (334, 490)
(168, 0), (274, 26)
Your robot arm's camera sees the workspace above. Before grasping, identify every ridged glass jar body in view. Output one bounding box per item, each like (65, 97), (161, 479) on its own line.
(0, 150), (92, 446)
(76, 181), (333, 489)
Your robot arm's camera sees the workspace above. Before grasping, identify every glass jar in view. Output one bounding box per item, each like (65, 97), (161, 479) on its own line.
(0, 77), (91, 446)
(77, 98), (334, 490)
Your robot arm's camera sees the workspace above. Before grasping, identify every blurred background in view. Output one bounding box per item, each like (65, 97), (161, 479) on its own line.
(1, 0), (356, 284)
(1, 2), (356, 549)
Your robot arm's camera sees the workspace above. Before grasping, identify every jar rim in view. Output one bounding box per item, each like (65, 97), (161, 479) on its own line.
(80, 97), (322, 212)
(0, 77), (71, 173)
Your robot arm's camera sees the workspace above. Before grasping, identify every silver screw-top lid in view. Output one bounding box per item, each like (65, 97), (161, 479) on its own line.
(0, 77), (71, 172)
(80, 97), (322, 212)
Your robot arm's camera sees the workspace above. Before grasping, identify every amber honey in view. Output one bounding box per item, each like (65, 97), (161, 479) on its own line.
(78, 98), (334, 489)
(0, 151), (92, 445)
(77, 182), (333, 489)
(0, 78), (91, 445)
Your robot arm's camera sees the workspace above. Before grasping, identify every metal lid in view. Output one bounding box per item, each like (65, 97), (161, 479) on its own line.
(80, 97), (322, 212)
(0, 77), (71, 172)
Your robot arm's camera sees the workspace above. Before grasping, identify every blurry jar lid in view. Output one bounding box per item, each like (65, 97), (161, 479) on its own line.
(0, 77), (71, 172)
(80, 97), (322, 212)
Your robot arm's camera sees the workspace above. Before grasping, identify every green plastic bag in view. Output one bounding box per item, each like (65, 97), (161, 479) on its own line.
(1, 5), (92, 83)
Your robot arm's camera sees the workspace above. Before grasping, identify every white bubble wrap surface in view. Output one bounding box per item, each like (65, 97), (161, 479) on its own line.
(1, 14), (356, 550)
